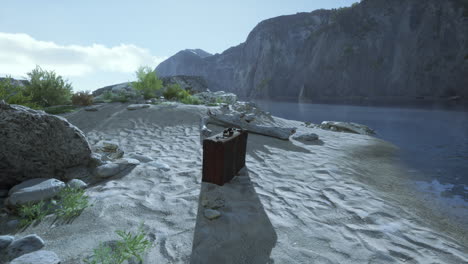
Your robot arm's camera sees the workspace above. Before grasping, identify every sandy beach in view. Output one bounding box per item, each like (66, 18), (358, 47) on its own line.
(1, 102), (466, 264)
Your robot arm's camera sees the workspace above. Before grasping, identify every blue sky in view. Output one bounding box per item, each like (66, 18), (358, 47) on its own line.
(0, 0), (358, 91)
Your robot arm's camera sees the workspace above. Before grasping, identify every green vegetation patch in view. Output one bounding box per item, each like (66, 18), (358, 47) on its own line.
(85, 224), (153, 264)
(17, 186), (91, 228)
(132, 66), (163, 99)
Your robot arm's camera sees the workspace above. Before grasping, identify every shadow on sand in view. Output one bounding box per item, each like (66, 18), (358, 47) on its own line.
(190, 167), (277, 264)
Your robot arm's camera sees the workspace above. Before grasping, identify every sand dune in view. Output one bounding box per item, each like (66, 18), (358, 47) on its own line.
(3, 103), (466, 263)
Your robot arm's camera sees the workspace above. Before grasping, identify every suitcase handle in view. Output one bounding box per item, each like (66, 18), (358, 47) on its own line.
(223, 128), (235, 137)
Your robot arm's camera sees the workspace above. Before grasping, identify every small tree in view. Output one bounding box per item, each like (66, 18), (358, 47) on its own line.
(25, 66), (73, 107)
(132, 66), (163, 99)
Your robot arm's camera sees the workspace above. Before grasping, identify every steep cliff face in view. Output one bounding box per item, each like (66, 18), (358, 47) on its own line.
(156, 0), (468, 101)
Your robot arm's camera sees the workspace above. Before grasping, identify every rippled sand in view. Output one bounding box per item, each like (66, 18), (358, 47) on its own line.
(6, 103), (466, 263)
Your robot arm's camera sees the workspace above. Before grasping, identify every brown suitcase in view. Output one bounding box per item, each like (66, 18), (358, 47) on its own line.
(202, 128), (248, 186)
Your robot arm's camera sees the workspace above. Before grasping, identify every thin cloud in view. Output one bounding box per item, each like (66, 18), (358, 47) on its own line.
(0, 32), (165, 78)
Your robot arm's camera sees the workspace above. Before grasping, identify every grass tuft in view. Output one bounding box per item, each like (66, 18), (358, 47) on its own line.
(84, 224), (153, 264)
(56, 187), (91, 220)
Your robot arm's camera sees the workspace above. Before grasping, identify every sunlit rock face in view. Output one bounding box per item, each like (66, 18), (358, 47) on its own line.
(0, 101), (92, 189)
(156, 0), (468, 101)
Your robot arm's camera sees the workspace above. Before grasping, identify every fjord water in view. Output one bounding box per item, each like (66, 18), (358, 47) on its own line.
(254, 100), (468, 219)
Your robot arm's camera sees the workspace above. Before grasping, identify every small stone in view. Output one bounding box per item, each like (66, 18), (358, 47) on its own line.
(8, 179), (66, 206)
(95, 163), (121, 178)
(67, 179), (87, 189)
(95, 159), (138, 178)
(10, 250), (60, 264)
(148, 161), (170, 171)
(0, 235), (14, 249)
(88, 153), (104, 167)
(204, 209), (221, 220)
(201, 197), (225, 209)
(127, 104), (151, 110)
(6, 234), (45, 260)
(292, 133), (319, 142)
(84, 105), (100, 112)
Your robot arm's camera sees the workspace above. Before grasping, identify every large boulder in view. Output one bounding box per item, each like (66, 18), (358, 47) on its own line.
(0, 101), (92, 189)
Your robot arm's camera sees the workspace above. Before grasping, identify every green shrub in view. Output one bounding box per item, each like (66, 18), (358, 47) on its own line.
(162, 83), (183, 100)
(72, 91), (94, 106)
(85, 224), (153, 264)
(18, 200), (50, 227)
(17, 187), (90, 227)
(180, 95), (202, 105)
(132, 66), (162, 99)
(25, 66), (73, 107)
(56, 187), (91, 220)
(0, 76), (37, 107)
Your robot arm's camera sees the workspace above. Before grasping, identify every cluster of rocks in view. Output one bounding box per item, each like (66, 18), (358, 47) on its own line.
(193, 90), (237, 105)
(203, 102), (297, 140)
(0, 234), (59, 264)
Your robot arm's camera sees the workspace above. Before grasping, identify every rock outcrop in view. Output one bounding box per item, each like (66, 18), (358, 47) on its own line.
(0, 101), (92, 189)
(156, 0), (468, 102)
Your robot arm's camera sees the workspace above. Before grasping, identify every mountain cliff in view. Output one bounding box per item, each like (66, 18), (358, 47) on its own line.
(155, 0), (468, 102)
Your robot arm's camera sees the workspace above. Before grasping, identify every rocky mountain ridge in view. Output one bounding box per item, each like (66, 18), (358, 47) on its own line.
(155, 0), (468, 102)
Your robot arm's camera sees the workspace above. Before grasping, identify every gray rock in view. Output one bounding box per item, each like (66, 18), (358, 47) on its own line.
(95, 163), (121, 178)
(0, 235), (14, 249)
(0, 102), (92, 190)
(8, 178), (66, 206)
(0, 189), (8, 198)
(127, 104), (151, 110)
(84, 105), (100, 112)
(67, 179), (87, 189)
(147, 161), (170, 171)
(320, 121), (375, 135)
(292, 133), (319, 141)
(128, 153), (154, 163)
(193, 91), (237, 105)
(10, 250), (60, 264)
(95, 158), (139, 178)
(88, 153), (104, 167)
(6, 220), (19, 229)
(203, 209), (221, 220)
(6, 234), (44, 260)
(94, 141), (124, 161)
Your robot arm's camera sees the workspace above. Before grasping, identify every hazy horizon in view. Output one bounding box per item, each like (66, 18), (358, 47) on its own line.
(0, 0), (358, 92)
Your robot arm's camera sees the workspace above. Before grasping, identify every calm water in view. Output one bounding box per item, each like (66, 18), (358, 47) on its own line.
(253, 100), (468, 202)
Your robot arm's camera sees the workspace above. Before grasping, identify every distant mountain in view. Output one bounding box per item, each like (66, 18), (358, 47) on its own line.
(156, 0), (468, 102)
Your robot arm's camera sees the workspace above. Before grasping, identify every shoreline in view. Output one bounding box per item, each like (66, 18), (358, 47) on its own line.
(1, 102), (466, 263)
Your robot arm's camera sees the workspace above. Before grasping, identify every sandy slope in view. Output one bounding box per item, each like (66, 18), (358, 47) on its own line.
(2, 103), (467, 264)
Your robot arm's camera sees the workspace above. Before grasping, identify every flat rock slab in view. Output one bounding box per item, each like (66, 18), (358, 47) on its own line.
(127, 104), (151, 110)
(10, 250), (60, 264)
(292, 132), (319, 141)
(6, 234), (44, 260)
(8, 178), (65, 206)
(84, 105), (101, 112)
(95, 158), (140, 178)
